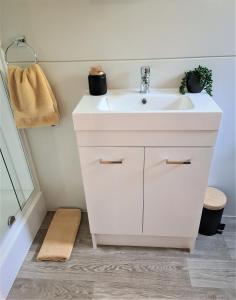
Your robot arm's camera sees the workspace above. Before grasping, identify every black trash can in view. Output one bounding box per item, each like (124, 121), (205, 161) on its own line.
(199, 187), (227, 236)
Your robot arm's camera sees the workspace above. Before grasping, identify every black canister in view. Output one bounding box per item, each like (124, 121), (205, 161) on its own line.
(199, 207), (225, 236)
(88, 66), (107, 96)
(198, 187), (227, 236)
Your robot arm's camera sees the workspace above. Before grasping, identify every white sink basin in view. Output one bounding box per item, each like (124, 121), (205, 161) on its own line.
(73, 89), (222, 131)
(98, 93), (194, 112)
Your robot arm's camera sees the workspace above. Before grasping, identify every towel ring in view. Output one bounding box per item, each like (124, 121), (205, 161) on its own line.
(5, 36), (37, 64)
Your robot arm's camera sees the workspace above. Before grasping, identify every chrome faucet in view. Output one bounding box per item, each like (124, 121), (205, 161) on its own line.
(140, 66), (150, 94)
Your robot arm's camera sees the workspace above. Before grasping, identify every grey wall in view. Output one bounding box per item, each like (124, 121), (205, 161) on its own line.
(0, 0), (235, 215)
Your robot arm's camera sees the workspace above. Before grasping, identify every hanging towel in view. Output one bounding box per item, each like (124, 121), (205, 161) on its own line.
(7, 63), (60, 128)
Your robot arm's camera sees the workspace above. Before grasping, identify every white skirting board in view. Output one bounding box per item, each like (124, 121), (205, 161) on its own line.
(94, 234), (196, 252)
(0, 192), (46, 300)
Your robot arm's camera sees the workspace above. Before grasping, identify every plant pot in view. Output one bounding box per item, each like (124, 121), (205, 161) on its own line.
(186, 72), (204, 93)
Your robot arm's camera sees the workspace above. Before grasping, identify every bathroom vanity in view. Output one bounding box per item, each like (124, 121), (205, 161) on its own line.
(73, 89), (222, 251)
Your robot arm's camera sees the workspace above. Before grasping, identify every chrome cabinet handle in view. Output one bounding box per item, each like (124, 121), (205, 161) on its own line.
(8, 216), (16, 227)
(99, 159), (124, 164)
(166, 159), (191, 165)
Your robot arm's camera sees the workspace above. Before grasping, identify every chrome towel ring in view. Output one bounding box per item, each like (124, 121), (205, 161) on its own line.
(5, 36), (37, 64)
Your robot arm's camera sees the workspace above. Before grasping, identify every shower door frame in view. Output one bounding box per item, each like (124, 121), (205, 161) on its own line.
(0, 54), (41, 213)
(0, 49), (46, 300)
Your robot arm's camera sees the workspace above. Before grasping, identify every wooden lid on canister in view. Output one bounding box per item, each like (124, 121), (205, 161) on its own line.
(204, 187), (227, 210)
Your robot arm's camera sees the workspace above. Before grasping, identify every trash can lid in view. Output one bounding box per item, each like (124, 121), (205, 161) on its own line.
(204, 187), (227, 210)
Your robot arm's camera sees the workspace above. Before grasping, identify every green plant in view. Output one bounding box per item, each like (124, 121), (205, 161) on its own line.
(179, 65), (213, 96)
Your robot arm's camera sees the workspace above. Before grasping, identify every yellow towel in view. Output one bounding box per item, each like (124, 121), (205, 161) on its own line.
(7, 63), (60, 128)
(37, 208), (81, 262)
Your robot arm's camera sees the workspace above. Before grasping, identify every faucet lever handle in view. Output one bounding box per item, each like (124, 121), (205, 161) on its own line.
(141, 66), (150, 75)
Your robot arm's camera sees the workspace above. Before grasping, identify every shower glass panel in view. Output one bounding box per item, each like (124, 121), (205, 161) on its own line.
(0, 65), (35, 238)
(0, 149), (21, 239)
(0, 70), (34, 208)
(0, 127), (26, 204)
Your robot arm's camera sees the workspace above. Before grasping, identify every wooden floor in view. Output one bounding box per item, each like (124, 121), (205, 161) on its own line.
(7, 212), (236, 300)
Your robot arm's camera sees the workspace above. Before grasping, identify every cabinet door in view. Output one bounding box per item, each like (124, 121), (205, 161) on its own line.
(79, 147), (144, 235)
(143, 147), (213, 237)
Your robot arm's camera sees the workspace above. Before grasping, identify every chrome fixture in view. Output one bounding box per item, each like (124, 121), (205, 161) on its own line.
(140, 66), (150, 94)
(99, 159), (124, 164)
(166, 159), (191, 165)
(8, 216), (16, 227)
(5, 36), (37, 64)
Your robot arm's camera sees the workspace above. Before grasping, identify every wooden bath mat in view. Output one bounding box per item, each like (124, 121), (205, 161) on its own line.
(37, 208), (81, 262)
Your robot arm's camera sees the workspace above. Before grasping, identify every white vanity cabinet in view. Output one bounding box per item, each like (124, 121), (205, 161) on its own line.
(143, 147), (213, 237)
(73, 89), (222, 251)
(78, 144), (214, 251)
(79, 147), (144, 235)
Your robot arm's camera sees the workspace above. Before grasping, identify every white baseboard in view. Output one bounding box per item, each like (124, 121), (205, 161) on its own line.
(0, 192), (46, 300)
(95, 234), (196, 251)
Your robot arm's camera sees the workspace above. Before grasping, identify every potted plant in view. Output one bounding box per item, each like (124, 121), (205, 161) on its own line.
(179, 65), (213, 96)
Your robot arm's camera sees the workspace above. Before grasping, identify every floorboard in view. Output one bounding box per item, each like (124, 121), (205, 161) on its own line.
(7, 213), (236, 300)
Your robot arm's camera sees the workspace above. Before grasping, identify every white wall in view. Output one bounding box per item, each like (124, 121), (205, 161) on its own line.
(1, 0), (235, 214)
